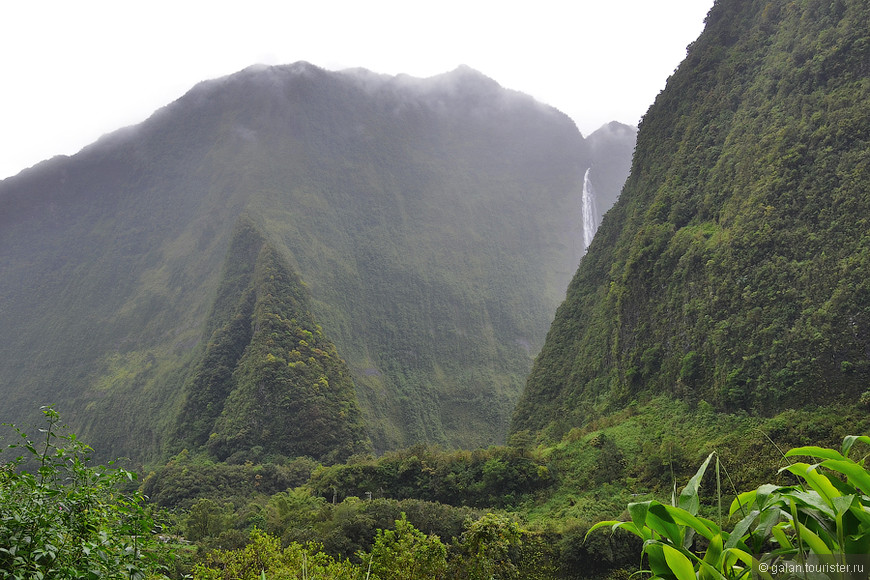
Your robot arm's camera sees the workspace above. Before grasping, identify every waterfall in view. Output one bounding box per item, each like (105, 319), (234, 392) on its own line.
(582, 167), (598, 249)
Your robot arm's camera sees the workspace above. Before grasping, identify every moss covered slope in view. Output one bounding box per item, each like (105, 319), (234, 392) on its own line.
(513, 0), (870, 438)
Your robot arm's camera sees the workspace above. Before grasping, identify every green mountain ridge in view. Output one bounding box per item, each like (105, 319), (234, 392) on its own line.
(512, 0), (870, 439)
(174, 218), (370, 464)
(0, 62), (634, 462)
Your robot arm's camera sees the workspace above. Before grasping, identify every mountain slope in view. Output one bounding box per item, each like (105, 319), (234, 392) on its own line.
(0, 63), (633, 461)
(174, 218), (370, 463)
(512, 0), (870, 438)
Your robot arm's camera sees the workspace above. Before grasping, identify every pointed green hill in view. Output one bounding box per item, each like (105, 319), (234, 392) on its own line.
(174, 218), (370, 463)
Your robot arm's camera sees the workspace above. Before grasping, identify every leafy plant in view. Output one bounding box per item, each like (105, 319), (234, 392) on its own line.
(588, 452), (769, 580)
(590, 436), (870, 580)
(360, 513), (447, 580)
(192, 528), (359, 580)
(0, 407), (171, 579)
(730, 435), (870, 562)
(452, 512), (525, 580)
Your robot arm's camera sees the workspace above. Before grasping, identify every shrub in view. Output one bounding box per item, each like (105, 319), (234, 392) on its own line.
(590, 436), (870, 579)
(0, 407), (171, 579)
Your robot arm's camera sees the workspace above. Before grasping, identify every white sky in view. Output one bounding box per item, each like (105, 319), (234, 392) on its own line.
(0, 0), (714, 181)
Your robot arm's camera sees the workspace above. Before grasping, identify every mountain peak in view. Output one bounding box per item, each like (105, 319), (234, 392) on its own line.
(0, 57), (634, 462)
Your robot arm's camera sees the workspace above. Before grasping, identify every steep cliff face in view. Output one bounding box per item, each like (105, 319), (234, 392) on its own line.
(513, 0), (870, 438)
(0, 63), (633, 461)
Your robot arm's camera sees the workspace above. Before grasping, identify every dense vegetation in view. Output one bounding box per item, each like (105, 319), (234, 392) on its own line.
(0, 408), (173, 578)
(0, 63), (634, 462)
(9, 405), (868, 578)
(174, 218), (370, 463)
(513, 0), (870, 438)
(590, 435), (870, 580)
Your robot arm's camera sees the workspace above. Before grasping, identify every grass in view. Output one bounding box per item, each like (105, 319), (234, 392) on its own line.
(511, 396), (870, 534)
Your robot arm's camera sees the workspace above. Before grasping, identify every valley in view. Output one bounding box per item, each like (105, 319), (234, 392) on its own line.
(2, 0), (870, 577)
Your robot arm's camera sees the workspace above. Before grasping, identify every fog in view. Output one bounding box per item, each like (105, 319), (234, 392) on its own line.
(0, 0), (713, 180)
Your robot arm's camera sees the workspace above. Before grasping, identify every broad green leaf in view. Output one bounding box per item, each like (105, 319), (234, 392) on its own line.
(744, 484), (781, 513)
(785, 446), (846, 462)
(723, 548), (775, 580)
(697, 559), (728, 580)
(587, 520), (651, 542)
(841, 436), (870, 458)
(724, 509), (759, 549)
(794, 519), (833, 554)
(770, 522), (794, 550)
(662, 544), (698, 580)
(629, 501), (651, 530)
(644, 541), (674, 578)
(587, 519), (621, 537)
(648, 501), (684, 545)
(821, 459), (870, 496)
(614, 521), (652, 541)
(752, 506), (783, 551)
(831, 494), (855, 517)
(662, 505), (717, 540)
(780, 463), (841, 506)
(729, 490), (757, 516)
(702, 533), (724, 568)
(845, 501), (870, 528)
(781, 490), (835, 518)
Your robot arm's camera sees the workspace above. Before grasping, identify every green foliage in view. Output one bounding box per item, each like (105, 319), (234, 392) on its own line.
(362, 513), (447, 579)
(513, 0), (870, 438)
(452, 513), (524, 580)
(176, 219), (371, 464)
(0, 408), (171, 578)
(189, 511), (552, 580)
(185, 499), (236, 542)
(590, 436), (870, 580)
(193, 528), (357, 580)
(142, 451), (316, 508)
(309, 443), (554, 508)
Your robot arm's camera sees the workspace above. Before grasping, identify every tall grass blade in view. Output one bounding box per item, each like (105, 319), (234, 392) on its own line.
(716, 455), (722, 527)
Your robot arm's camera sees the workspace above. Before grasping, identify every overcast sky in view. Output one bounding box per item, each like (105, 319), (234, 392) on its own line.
(0, 0), (714, 181)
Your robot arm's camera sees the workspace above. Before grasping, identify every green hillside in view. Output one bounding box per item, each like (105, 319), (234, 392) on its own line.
(173, 218), (370, 463)
(513, 0), (870, 439)
(0, 63), (634, 462)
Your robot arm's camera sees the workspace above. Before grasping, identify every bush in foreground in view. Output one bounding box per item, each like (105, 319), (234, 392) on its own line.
(0, 407), (172, 579)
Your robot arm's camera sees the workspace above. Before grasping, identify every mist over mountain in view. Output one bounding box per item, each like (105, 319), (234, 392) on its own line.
(0, 62), (634, 462)
(512, 0), (870, 438)
(585, 122), (637, 232)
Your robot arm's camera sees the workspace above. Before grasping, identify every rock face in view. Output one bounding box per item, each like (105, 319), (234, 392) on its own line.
(0, 63), (634, 461)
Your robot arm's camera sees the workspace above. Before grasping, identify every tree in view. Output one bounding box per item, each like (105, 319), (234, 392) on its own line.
(362, 513), (448, 580)
(453, 513), (523, 580)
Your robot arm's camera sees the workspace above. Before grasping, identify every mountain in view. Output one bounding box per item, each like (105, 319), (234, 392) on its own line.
(512, 0), (870, 439)
(0, 63), (634, 462)
(584, 122), (638, 238)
